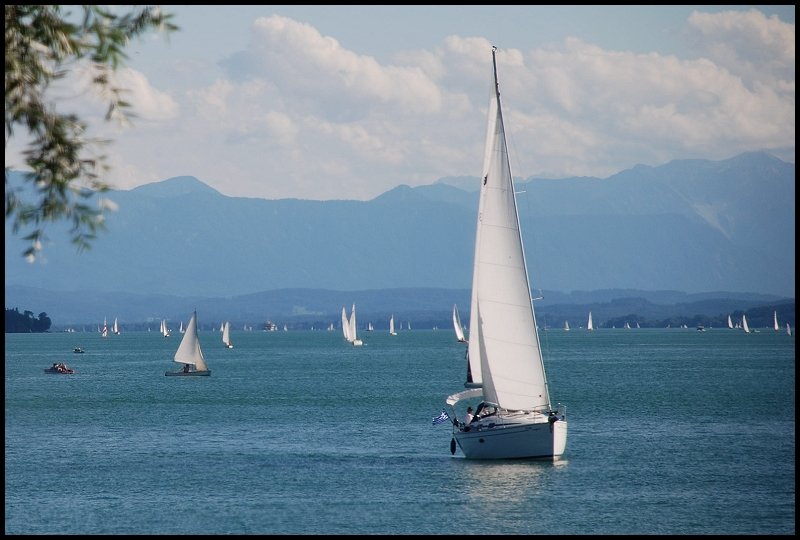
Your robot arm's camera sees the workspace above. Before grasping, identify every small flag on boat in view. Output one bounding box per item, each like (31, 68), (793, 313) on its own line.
(432, 410), (450, 426)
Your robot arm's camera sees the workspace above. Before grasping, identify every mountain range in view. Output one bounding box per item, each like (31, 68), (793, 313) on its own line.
(4, 151), (795, 326)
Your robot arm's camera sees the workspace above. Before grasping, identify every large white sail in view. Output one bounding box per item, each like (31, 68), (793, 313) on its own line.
(469, 53), (549, 413)
(389, 314), (396, 335)
(742, 314), (750, 333)
(174, 311), (208, 371)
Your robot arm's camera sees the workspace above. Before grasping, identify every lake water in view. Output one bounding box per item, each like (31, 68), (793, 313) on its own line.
(5, 327), (795, 534)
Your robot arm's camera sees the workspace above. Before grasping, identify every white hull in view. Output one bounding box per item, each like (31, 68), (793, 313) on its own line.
(454, 413), (567, 460)
(165, 369), (211, 377)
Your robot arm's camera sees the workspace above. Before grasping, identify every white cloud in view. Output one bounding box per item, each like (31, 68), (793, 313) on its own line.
(9, 9), (792, 201)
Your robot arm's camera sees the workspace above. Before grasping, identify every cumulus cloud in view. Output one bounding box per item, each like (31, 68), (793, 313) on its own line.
(52, 8), (792, 201)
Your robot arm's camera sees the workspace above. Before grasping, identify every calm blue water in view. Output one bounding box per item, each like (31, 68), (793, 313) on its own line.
(5, 327), (795, 534)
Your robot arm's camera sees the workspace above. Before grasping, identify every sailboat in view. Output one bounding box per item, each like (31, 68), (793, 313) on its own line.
(222, 321), (233, 349)
(101, 317), (108, 338)
(444, 47), (567, 460)
(773, 311), (780, 332)
(349, 304), (363, 346)
(564, 321), (570, 332)
(389, 314), (397, 336)
(727, 314), (734, 329)
(742, 314), (751, 334)
(453, 304), (467, 342)
(341, 306), (352, 342)
(113, 317), (121, 335)
(587, 311), (594, 331)
(165, 310), (211, 376)
(787, 323), (792, 336)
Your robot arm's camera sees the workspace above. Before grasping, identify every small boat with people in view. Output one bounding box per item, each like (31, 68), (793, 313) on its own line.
(73, 347), (85, 353)
(45, 362), (75, 374)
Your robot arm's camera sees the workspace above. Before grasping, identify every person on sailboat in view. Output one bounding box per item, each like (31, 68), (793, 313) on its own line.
(183, 364), (190, 373)
(464, 407), (474, 425)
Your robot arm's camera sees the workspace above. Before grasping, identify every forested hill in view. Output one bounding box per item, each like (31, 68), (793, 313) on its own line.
(5, 307), (52, 333)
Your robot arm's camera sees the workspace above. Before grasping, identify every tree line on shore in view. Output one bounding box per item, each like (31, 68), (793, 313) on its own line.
(5, 308), (52, 333)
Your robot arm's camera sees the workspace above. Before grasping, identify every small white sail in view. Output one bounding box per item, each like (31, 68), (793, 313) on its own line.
(727, 315), (734, 329)
(774, 311), (780, 332)
(587, 311), (594, 331)
(742, 314), (750, 333)
(341, 307), (352, 342)
(389, 314), (397, 336)
(453, 304), (467, 342)
(349, 304), (363, 346)
(222, 321), (233, 348)
(787, 323), (792, 336)
(113, 317), (120, 335)
(564, 321), (570, 331)
(167, 310), (210, 376)
(102, 318), (108, 338)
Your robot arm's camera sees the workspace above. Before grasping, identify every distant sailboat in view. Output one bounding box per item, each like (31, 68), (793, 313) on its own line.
(341, 307), (352, 342)
(453, 304), (467, 342)
(179, 321), (185, 333)
(727, 314), (734, 329)
(367, 322), (374, 332)
(742, 314), (751, 334)
(564, 321), (570, 331)
(101, 318), (108, 338)
(773, 311), (780, 332)
(113, 317), (121, 335)
(222, 321), (233, 349)
(161, 319), (171, 337)
(389, 314), (397, 336)
(587, 311), (594, 331)
(349, 304), (363, 346)
(165, 310), (211, 376)
(786, 323), (792, 336)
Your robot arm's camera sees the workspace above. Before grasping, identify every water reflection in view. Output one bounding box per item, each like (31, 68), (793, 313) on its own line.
(452, 457), (569, 505)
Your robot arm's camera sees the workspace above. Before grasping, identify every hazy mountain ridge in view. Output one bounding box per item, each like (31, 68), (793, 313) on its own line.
(4, 151), (795, 301)
(5, 284), (792, 331)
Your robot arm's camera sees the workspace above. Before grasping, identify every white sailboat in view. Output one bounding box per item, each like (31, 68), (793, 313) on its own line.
(564, 321), (570, 331)
(101, 317), (108, 338)
(389, 314), (397, 336)
(453, 304), (467, 342)
(773, 311), (780, 332)
(113, 317), (121, 335)
(165, 310), (211, 376)
(587, 311), (594, 331)
(787, 323), (792, 336)
(349, 304), (363, 346)
(222, 321), (233, 349)
(341, 307), (352, 342)
(742, 314), (751, 333)
(161, 319), (171, 337)
(727, 314), (734, 329)
(444, 47), (567, 460)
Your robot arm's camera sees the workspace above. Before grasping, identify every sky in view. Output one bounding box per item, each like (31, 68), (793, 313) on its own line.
(5, 5), (795, 201)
